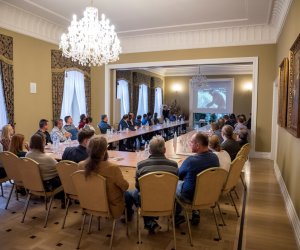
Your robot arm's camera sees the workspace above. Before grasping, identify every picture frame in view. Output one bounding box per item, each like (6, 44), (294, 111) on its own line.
(278, 58), (289, 127)
(287, 33), (300, 137)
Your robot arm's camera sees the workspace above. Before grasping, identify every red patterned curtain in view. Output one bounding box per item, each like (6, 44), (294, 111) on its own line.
(0, 34), (14, 125)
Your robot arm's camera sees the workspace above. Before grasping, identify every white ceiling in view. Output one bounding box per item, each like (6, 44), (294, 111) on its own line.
(0, 0), (292, 53)
(1, 0), (273, 36)
(139, 64), (253, 77)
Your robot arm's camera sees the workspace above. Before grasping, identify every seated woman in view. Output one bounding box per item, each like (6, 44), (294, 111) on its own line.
(9, 134), (29, 157)
(79, 136), (129, 219)
(1, 124), (14, 151)
(25, 134), (64, 207)
(209, 135), (231, 172)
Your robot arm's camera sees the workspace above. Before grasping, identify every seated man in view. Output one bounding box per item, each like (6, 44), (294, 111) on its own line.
(237, 128), (249, 147)
(125, 135), (178, 233)
(135, 115), (142, 127)
(62, 130), (94, 163)
(221, 125), (241, 161)
(118, 114), (130, 131)
(36, 119), (52, 144)
(141, 114), (148, 125)
(63, 116), (78, 140)
(175, 132), (220, 226)
(50, 119), (71, 142)
(234, 116), (248, 134)
(98, 114), (112, 134)
(211, 122), (223, 143)
(147, 112), (153, 126)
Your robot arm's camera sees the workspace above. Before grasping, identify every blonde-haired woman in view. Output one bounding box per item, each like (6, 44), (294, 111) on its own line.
(79, 136), (129, 218)
(209, 135), (231, 172)
(1, 124), (14, 151)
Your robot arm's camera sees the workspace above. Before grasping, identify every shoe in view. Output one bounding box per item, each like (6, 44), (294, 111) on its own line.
(175, 215), (186, 226)
(191, 212), (200, 225)
(144, 221), (161, 234)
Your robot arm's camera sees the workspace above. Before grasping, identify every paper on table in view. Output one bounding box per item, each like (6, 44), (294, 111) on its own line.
(110, 157), (124, 161)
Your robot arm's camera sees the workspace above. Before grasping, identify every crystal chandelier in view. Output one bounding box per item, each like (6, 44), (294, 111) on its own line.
(190, 65), (208, 87)
(59, 6), (121, 66)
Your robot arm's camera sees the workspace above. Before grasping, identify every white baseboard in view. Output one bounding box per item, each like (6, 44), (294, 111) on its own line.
(250, 151), (271, 159)
(274, 162), (300, 249)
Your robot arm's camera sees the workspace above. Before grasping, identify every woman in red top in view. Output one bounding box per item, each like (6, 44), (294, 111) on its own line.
(78, 114), (86, 129)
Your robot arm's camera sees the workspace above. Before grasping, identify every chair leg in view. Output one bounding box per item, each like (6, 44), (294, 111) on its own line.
(87, 215), (93, 234)
(172, 213), (177, 250)
(138, 211), (141, 244)
(229, 192), (240, 217)
(234, 188), (239, 200)
(136, 209), (139, 235)
(44, 196), (48, 211)
(184, 209), (193, 246)
(21, 193), (31, 223)
(15, 185), (19, 201)
(5, 183), (15, 209)
(124, 208), (128, 236)
(77, 214), (87, 249)
(167, 217), (170, 232)
(97, 217), (101, 231)
(217, 202), (226, 226)
(110, 219), (116, 250)
(61, 198), (71, 229)
(44, 196), (54, 228)
(240, 174), (246, 190)
(212, 207), (222, 240)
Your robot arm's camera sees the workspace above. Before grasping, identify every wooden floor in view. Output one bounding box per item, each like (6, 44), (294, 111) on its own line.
(0, 159), (298, 250)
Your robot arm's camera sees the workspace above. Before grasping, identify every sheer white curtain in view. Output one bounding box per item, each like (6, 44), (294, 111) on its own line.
(117, 79), (130, 118)
(0, 64), (8, 128)
(154, 87), (163, 118)
(60, 70), (86, 125)
(137, 84), (148, 117)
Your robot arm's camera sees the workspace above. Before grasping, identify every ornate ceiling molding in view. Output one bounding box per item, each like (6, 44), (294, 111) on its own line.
(0, 0), (293, 53)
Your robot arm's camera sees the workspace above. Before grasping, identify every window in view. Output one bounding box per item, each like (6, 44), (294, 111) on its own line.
(0, 64), (8, 128)
(154, 87), (163, 118)
(137, 84), (148, 117)
(60, 70), (86, 126)
(117, 79), (130, 118)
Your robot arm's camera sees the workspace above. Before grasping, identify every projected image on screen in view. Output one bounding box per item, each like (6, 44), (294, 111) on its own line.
(192, 79), (233, 114)
(198, 88), (227, 110)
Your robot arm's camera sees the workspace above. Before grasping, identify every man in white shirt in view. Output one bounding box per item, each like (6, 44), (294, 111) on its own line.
(209, 135), (231, 172)
(50, 119), (71, 142)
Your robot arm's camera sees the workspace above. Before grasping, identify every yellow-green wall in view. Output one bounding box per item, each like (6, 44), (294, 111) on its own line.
(102, 45), (276, 152)
(276, 0), (300, 218)
(1, 25), (276, 153)
(0, 27), (57, 140)
(164, 74), (252, 117)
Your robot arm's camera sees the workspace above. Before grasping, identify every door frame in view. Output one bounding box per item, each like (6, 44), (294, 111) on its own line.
(105, 57), (258, 154)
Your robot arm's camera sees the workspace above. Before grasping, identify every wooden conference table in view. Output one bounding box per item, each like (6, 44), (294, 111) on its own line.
(45, 121), (208, 189)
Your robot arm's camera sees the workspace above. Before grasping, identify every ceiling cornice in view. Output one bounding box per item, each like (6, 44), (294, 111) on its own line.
(0, 0), (292, 54)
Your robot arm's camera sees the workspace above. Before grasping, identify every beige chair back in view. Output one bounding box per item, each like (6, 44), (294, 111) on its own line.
(0, 151), (23, 183)
(223, 156), (246, 193)
(19, 157), (44, 192)
(236, 143), (251, 159)
(56, 161), (78, 196)
(139, 171), (178, 214)
(193, 168), (228, 207)
(72, 170), (109, 214)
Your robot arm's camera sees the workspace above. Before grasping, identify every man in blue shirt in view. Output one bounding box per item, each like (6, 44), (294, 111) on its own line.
(176, 132), (219, 226)
(98, 114), (112, 134)
(63, 116), (78, 140)
(141, 114), (148, 125)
